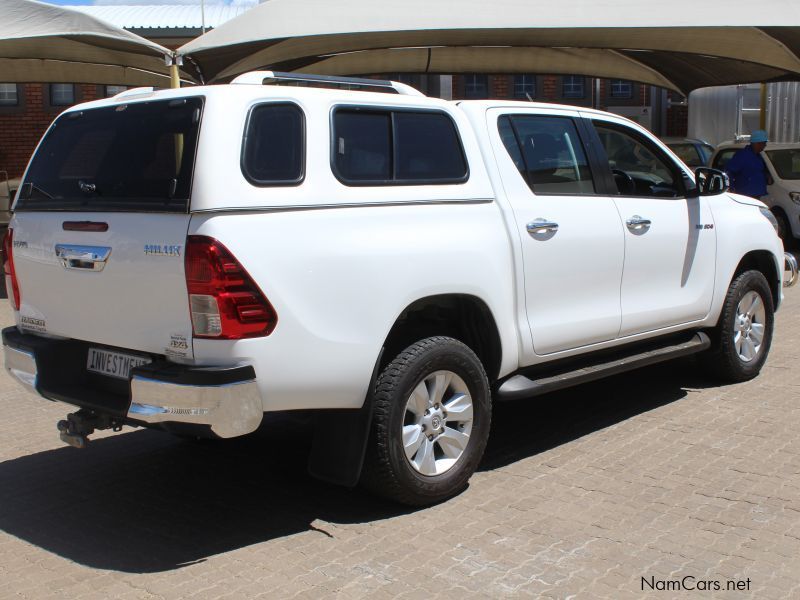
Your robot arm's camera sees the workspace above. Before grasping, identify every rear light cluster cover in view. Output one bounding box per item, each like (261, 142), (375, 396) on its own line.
(185, 235), (277, 339)
(2, 228), (21, 310)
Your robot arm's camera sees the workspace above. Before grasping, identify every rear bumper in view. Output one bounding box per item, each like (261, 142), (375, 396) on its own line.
(2, 327), (263, 438)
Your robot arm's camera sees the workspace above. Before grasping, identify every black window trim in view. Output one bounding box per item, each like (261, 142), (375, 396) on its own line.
(498, 112), (602, 197)
(240, 101), (306, 187)
(586, 118), (690, 199)
(330, 104), (470, 187)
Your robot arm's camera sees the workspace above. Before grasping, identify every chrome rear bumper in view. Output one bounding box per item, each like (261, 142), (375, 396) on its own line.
(129, 375), (263, 438)
(4, 345), (37, 393)
(2, 327), (263, 439)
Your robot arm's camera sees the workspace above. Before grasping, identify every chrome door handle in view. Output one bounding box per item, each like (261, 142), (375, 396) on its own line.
(527, 219), (559, 236)
(55, 244), (112, 272)
(626, 215), (652, 231)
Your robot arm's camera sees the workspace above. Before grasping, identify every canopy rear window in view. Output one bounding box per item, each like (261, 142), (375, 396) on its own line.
(16, 97), (203, 212)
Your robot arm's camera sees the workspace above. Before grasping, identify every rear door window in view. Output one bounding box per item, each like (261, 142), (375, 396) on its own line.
(333, 108), (468, 185)
(498, 114), (596, 195)
(17, 97), (203, 212)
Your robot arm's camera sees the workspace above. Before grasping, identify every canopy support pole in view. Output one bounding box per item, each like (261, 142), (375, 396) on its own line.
(170, 63), (180, 89)
(165, 53), (183, 89)
(760, 83), (767, 130)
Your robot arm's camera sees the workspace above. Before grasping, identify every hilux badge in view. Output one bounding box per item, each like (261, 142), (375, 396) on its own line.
(144, 244), (182, 257)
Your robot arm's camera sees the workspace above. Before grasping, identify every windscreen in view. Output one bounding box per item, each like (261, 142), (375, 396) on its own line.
(16, 97), (203, 212)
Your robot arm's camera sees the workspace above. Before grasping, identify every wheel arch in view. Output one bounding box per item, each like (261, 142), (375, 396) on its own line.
(731, 250), (781, 310)
(380, 294), (503, 383)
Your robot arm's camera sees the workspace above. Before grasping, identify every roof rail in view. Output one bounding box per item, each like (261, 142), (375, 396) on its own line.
(230, 71), (425, 97)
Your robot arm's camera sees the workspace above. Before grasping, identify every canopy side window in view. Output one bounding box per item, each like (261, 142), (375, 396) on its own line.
(332, 107), (468, 186)
(592, 121), (684, 198)
(241, 102), (305, 186)
(497, 114), (596, 196)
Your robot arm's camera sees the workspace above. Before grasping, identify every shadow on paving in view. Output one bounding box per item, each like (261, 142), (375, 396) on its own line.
(0, 358), (720, 573)
(481, 357), (718, 471)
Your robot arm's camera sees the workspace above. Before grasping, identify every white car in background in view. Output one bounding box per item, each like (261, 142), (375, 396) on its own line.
(712, 142), (800, 245)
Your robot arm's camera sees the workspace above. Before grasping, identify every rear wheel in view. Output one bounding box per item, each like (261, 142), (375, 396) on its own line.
(701, 270), (774, 382)
(361, 336), (491, 506)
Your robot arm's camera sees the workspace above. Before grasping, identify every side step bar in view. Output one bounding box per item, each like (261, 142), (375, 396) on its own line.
(496, 332), (710, 402)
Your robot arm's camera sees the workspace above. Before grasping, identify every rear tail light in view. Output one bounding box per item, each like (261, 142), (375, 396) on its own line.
(3, 228), (21, 310)
(185, 235), (277, 339)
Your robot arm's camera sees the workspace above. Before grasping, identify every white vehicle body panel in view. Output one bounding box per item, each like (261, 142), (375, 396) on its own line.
(483, 106), (625, 356)
(189, 203), (517, 411)
(612, 193), (717, 336)
(10, 212), (194, 359)
(586, 113), (717, 336)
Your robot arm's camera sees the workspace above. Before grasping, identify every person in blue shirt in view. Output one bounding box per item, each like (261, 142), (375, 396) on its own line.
(725, 130), (774, 198)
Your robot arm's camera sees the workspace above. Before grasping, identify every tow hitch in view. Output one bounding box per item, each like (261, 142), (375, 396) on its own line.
(57, 409), (123, 448)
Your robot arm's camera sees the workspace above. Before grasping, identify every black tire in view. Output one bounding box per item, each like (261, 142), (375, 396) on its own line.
(772, 209), (793, 249)
(360, 336), (491, 506)
(700, 270), (774, 383)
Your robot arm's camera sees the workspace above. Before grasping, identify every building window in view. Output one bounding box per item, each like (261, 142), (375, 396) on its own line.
(105, 85), (127, 97)
(0, 83), (18, 106)
(464, 74), (488, 99)
(50, 84), (75, 106)
(562, 76), (585, 99)
(610, 79), (633, 99)
(513, 75), (536, 99)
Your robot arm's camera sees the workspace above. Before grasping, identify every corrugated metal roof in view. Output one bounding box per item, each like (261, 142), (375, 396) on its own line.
(71, 4), (255, 31)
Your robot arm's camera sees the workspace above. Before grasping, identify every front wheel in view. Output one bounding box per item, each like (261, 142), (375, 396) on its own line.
(701, 270), (774, 382)
(360, 336), (491, 506)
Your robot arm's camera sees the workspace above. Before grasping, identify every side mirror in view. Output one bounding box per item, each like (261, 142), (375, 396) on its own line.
(695, 167), (730, 196)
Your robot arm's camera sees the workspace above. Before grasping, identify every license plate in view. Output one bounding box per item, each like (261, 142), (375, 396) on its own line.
(86, 348), (151, 380)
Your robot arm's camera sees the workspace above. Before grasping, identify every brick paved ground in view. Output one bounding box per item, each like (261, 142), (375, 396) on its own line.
(1, 284), (799, 599)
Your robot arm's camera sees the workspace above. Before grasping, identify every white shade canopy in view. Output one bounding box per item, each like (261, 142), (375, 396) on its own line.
(179, 0), (800, 93)
(0, 0), (194, 87)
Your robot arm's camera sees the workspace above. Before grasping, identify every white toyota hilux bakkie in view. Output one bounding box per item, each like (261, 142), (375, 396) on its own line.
(2, 72), (796, 505)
